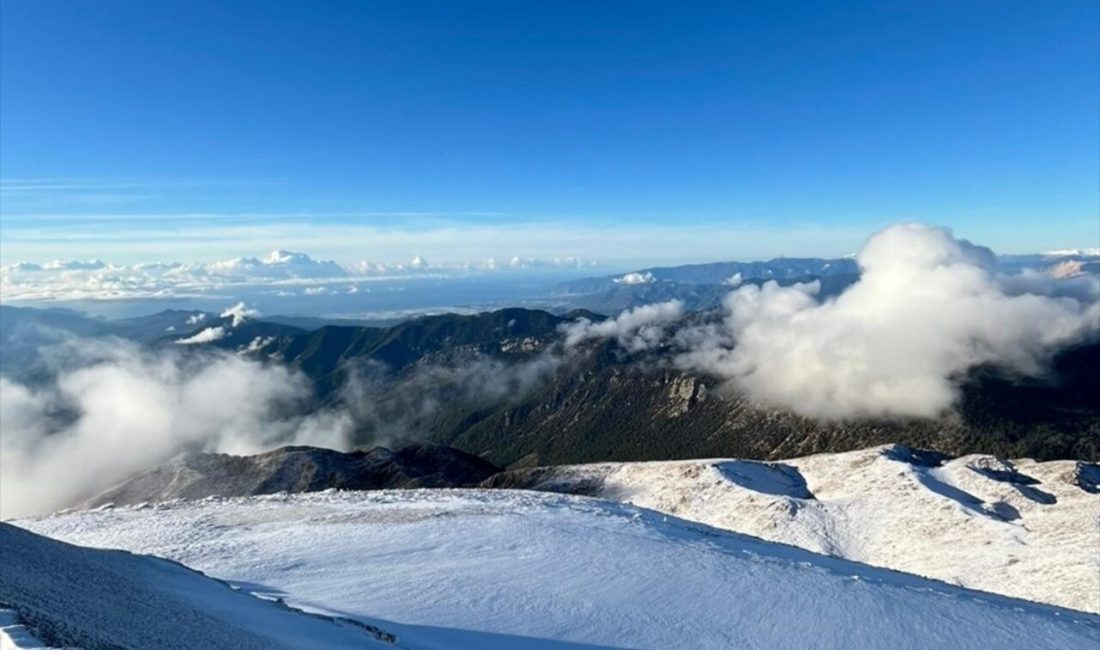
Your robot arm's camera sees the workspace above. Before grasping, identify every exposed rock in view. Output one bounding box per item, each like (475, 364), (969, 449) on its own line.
(83, 444), (500, 508)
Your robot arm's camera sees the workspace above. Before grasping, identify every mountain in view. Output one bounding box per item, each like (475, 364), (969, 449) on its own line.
(0, 523), (396, 649)
(19, 490), (1100, 649)
(483, 443), (1100, 613)
(549, 249), (1100, 315)
(212, 308), (1100, 464)
(323, 332), (1100, 466)
(551, 258), (861, 314)
(556, 273), (860, 313)
(0, 305), (217, 380)
(83, 444), (501, 508)
(259, 314), (407, 330)
(998, 250), (1100, 276)
(163, 315), (307, 347)
(6, 304), (1099, 467)
(250, 307), (595, 396)
(556, 257), (861, 294)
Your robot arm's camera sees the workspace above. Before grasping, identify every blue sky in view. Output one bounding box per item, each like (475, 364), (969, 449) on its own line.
(1, 0), (1097, 265)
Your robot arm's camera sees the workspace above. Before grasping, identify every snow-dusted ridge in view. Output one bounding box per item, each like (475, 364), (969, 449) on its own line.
(485, 444), (1100, 613)
(17, 489), (1100, 649)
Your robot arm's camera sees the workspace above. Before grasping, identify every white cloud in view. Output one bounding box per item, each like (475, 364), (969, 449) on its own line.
(614, 271), (656, 285)
(561, 300), (685, 353)
(220, 302), (260, 327)
(175, 326), (227, 345)
(0, 247), (607, 302)
(206, 250), (346, 279)
(675, 223), (1100, 419)
(0, 341), (345, 518)
(42, 259), (107, 271)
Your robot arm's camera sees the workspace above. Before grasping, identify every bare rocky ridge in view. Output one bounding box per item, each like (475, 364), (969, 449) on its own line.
(83, 443), (500, 509)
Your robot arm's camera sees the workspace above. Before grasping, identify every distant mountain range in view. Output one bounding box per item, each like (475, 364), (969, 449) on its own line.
(551, 257), (860, 312)
(550, 250), (1098, 314)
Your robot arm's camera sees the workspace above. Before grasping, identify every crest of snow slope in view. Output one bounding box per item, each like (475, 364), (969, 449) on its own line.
(0, 523), (394, 650)
(20, 490), (1100, 650)
(485, 445), (1100, 613)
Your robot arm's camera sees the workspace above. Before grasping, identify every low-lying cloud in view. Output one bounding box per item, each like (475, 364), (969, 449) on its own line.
(0, 331), (566, 518)
(0, 341), (346, 519)
(561, 300), (684, 352)
(317, 352), (565, 449)
(675, 223), (1099, 418)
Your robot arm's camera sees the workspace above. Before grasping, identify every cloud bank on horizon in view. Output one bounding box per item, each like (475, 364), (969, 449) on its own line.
(0, 248), (602, 303)
(1, 222), (1096, 305)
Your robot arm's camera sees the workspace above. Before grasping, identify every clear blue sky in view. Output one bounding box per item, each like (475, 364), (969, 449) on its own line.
(1, 0), (1097, 264)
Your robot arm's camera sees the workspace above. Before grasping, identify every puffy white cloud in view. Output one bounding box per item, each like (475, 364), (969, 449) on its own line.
(220, 302), (260, 327)
(614, 271), (656, 285)
(561, 300), (685, 353)
(42, 259), (107, 271)
(675, 223), (1100, 419)
(0, 341), (346, 518)
(205, 250), (346, 279)
(175, 326), (228, 345)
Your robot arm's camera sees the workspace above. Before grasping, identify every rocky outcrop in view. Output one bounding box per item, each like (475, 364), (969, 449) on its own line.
(83, 444), (500, 508)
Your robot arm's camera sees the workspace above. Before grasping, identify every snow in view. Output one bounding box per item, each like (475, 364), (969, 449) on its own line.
(0, 608), (52, 650)
(494, 445), (1100, 613)
(19, 489), (1099, 649)
(0, 523), (394, 649)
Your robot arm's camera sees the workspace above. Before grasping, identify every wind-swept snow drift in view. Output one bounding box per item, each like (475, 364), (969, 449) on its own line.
(486, 444), (1100, 613)
(0, 523), (394, 649)
(19, 490), (1100, 649)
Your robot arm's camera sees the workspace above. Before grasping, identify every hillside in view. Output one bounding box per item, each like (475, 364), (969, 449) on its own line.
(19, 490), (1100, 649)
(484, 444), (1100, 613)
(357, 335), (1100, 465)
(5, 304), (1099, 474)
(83, 444), (500, 508)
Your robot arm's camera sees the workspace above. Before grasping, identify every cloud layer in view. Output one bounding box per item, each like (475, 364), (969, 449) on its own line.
(0, 249), (601, 302)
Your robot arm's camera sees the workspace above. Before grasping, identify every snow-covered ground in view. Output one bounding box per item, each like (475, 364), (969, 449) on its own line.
(488, 444), (1100, 613)
(0, 523), (395, 649)
(19, 489), (1100, 649)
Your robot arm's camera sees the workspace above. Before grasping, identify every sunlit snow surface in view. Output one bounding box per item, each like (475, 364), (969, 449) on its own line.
(496, 445), (1100, 614)
(0, 523), (394, 650)
(21, 489), (1100, 649)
